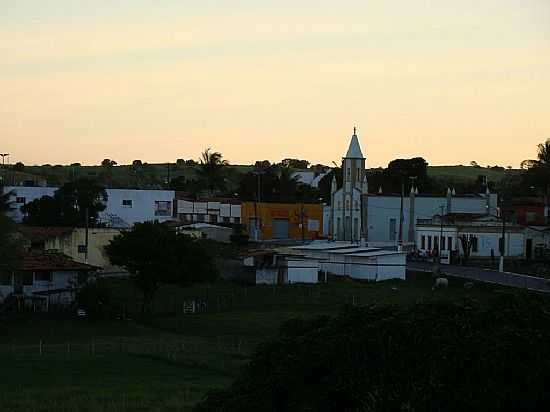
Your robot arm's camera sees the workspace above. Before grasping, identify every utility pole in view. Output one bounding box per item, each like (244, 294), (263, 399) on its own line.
(398, 178), (404, 249)
(439, 205), (445, 264)
(85, 207), (89, 264)
(499, 197), (506, 272)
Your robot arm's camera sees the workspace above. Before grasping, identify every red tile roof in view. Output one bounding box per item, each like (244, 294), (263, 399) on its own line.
(18, 252), (98, 272)
(19, 226), (74, 242)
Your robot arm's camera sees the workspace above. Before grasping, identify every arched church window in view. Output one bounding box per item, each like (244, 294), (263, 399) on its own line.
(345, 199), (350, 210)
(347, 168), (351, 179)
(354, 201), (359, 210)
(357, 168), (360, 180)
(338, 201), (342, 210)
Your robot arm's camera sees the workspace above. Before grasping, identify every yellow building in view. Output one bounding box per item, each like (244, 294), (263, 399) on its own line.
(241, 202), (324, 241)
(20, 227), (122, 272)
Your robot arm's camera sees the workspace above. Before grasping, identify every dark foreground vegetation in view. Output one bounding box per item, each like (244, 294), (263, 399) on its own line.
(2, 275), (549, 411)
(196, 293), (550, 412)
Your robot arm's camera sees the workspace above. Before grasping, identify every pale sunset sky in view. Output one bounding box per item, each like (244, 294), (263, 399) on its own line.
(1, 0), (549, 168)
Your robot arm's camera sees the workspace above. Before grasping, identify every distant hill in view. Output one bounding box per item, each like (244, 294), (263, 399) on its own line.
(5, 163), (520, 191)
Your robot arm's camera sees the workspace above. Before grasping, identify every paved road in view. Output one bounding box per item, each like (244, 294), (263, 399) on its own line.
(408, 261), (550, 293)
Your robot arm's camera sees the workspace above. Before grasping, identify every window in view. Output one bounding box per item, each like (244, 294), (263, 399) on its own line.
(428, 236), (432, 250)
(471, 236), (478, 253)
(35, 271), (53, 282)
(389, 218), (396, 241)
(209, 214), (218, 223)
(16, 196), (26, 204)
(448, 236), (453, 251)
(122, 199), (133, 207)
(338, 201), (342, 210)
(526, 212), (536, 224)
(434, 236), (439, 250)
(197, 214), (205, 222)
(223, 217), (230, 223)
(345, 199), (350, 210)
(347, 168), (351, 179)
(154, 201), (172, 216)
(78, 245), (87, 254)
(357, 168), (361, 181)
(233, 217), (240, 224)
(441, 236), (446, 251)
(421, 235), (426, 250)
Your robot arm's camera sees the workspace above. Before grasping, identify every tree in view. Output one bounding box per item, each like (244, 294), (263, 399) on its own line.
(280, 158), (310, 169)
(12, 162), (25, 172)
(105, 222), (217, 315)
(254, 160), (271, 170)
(197, 148), (229, 195)
(101, 159), (117, 168)
(22, 178), (107, 227)
(523, 139), (550, 194)
(131, 159), (143, 169)
(470, 160), (480, 168)
(0, 183), (20, 273)
(195, 296), (550, 412)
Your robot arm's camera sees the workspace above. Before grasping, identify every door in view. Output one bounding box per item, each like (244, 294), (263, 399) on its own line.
(272, 218), (289, 239)
(389, 218), (397, 241)
(526, 238), (533, 260)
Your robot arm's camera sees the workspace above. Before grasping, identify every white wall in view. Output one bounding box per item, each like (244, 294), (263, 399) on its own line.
(286, 260), (319, 283)
(367, 194), (497, 243)
(100, 189), (175, 227)
(3, 186), (57, 222)
(0, 270), (79, 302)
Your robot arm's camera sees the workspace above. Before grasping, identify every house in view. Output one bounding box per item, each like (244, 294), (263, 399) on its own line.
(175, 195), (241, 225)
(287, 241), (407, 281)
(243, 249), (320, 284)
(1, 185), (176, 227)
(0, 252), (97, 310)
(416, 213), (526, 262)
(506, 197), (549, 226)
(18, 226), (122, 272)
(241, 201), (324, 241)
(99, 189), (175, 227)
(175, 223), (234, 243)
(291, 168), (331, 188)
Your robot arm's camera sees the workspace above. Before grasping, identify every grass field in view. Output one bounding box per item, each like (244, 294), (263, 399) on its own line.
(0, 273), (526, 411)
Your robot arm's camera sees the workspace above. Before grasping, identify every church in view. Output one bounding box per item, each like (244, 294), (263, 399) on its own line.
(329, 128), (369, 243)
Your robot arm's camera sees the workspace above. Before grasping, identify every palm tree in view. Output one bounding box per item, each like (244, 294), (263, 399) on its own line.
(276, 167), (300, 202)
(198, 148), (229, 195)
(537, 139), (550, 165)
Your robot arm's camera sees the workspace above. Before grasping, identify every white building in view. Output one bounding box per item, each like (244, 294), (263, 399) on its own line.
(176, 197), (241, 224)
(291, 169), (331, 188)
(100, 189), (175, 227)
(416, 214), (525, 260)
(325, 130), (498, 245)
(3, 186), (57, 222)
(0, 252), (96, 308)
(288, 241), (407, 281)
(2, 186), (175, 227)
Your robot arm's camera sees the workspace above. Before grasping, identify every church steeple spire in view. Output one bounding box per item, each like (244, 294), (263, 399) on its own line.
(345, 127), (364, 159)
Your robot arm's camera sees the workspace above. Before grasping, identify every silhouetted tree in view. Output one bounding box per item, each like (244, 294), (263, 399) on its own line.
(197, 148), (229, 195)
(105, 222), (217, 315)
(22, 178), (107, 227)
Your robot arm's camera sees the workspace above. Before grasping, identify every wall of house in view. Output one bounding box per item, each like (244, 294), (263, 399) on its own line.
(3, 186), (57, 222)
(176, 199), (241, 224)
(44, 228), (121, 269)
(416, 225), (525, 257)
(367, 194), (497, 243)
(0, 270), (80, 302)
(241, 202), (323, 241)
(100, 189), (175, 227)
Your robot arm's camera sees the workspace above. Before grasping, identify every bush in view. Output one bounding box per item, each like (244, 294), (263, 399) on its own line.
(195, 294), (550, 412)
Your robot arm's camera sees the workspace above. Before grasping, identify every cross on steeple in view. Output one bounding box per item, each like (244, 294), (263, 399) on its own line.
(353, 126), (357, 135)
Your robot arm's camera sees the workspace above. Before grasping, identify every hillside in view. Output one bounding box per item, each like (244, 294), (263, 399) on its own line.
(3, 163), (520, 191)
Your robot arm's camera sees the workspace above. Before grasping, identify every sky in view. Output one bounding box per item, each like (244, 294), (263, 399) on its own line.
(1, 0), (549, 168)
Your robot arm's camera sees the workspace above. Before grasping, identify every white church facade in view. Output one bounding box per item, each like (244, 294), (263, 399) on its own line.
(328, 129), (499, 245)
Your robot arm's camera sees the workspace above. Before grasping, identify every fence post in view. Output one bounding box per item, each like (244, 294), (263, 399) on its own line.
(39, 339), (43, 356)
(67, 342), (70, 354)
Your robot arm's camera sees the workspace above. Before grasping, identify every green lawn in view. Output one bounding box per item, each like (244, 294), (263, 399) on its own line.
(0, 273), (523, 411)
